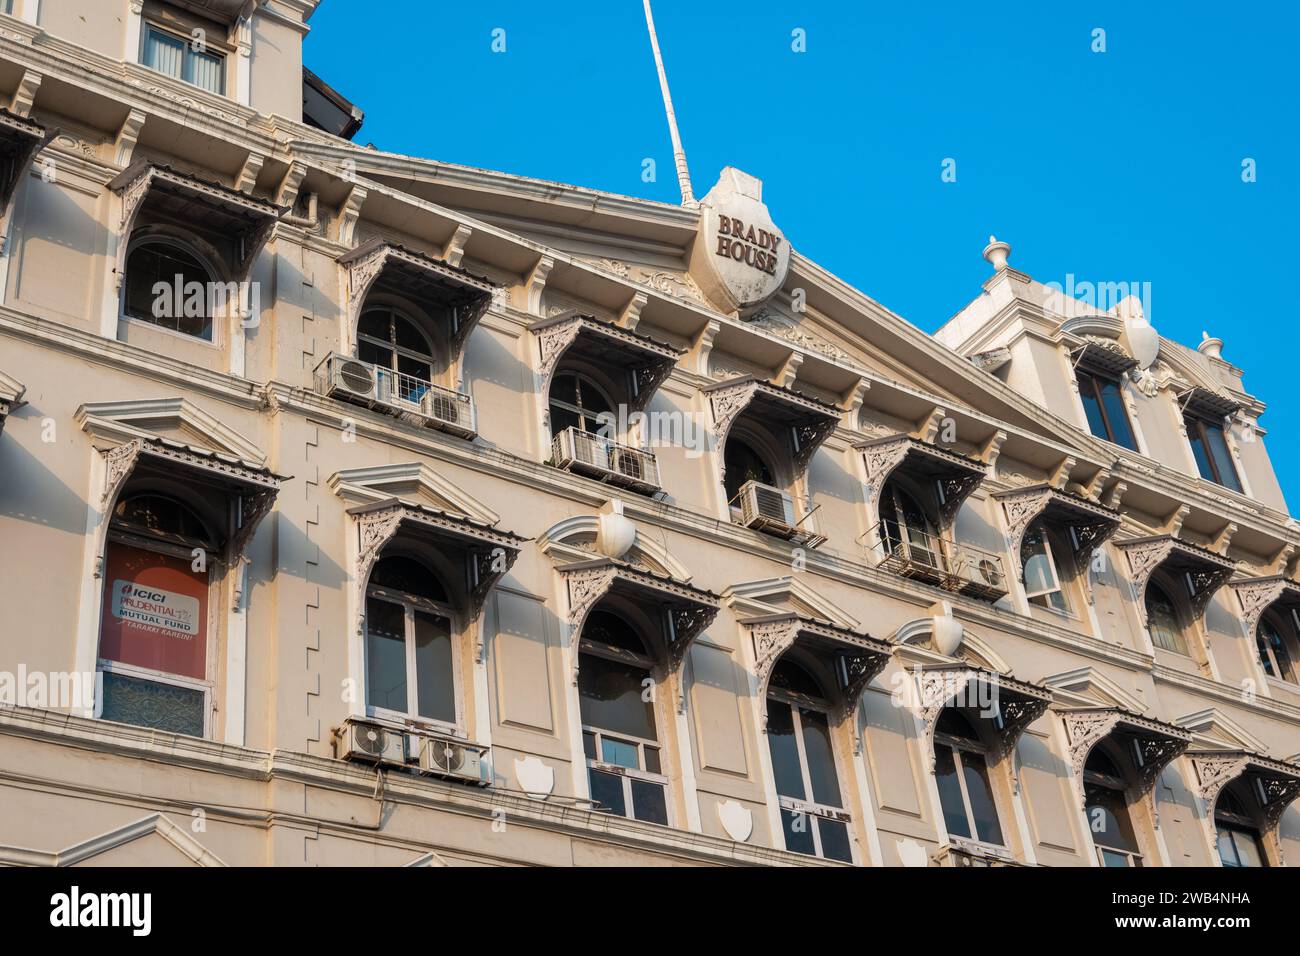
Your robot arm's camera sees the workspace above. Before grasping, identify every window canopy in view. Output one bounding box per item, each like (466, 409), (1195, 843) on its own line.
(1190, 749), (1300, 832)
(1118, 534), (1236, 624)
(559, 558), (719, 691)
(1059, 706), (1191, 795)
(532, 311), (682, 413)
(100, 437), (285, 562)
(1071, 340), (1138, 378)
(349, 498), (525, 637)
(108, 161), (285, 285)
(1231, 575), (1300, 640)
(1179, 385), (1243, 421)
(742, 612), (893, 727)
(0, 373), (24, 438)
(857, 435), (988, 529)
(704, 375), (841, 487)
(996, 484), (1122, 575)
(915, 664), (1052, 761)
(340, 238), (497, 360)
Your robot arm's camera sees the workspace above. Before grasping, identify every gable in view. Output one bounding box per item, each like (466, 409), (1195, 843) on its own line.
(75, 398), (266, 464)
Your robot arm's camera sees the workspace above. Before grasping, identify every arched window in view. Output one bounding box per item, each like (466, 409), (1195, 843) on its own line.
(578, 609), (668, 825)
(98, 493), (216, 738)
(1083, 748), (1142, 866)
(1215, 783), (1266, 867)
(723, 437), (776, 505)
(549, 371), (615, 437)
(1145, 581), (1187, 655)
(357, 306), (441, 384)
(880, 478), (941, 570)
(1021, 520), (1073, 612)
(1256, 614), (1298, 683)
(122, 238), (218, 341)
(933, 708), (1004, 846)
(364, 555), (456, 727)
(765, 657), (852, 862)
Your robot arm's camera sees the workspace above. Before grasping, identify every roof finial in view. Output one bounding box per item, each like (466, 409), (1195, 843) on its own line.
(982, 235), (1012, 273)
(643, 1), (696, 208)
(1198, 330), (1224, 360)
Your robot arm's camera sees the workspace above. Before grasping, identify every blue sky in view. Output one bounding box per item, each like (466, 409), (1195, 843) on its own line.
(305, 1), (1298, 508)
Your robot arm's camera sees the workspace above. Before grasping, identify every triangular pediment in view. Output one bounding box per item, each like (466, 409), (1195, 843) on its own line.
(722, 577), (859, 629)
(1041, 667), (1149, 712)
(0, 813), (227, 867)
(74, 398), (266, 464)
(0, 369), (25, 405)
(329, 462), (499, 525)
(1174, 708), (1267, 752)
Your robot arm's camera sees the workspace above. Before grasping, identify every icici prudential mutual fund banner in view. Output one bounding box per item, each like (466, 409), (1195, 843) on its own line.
(99, 542), (208, 680)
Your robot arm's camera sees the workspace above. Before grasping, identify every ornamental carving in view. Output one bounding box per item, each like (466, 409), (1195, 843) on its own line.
(1191, 753), (1300, 832)
(1231, 578), (1293, 640)
(916, 669), (1050, 764)
(534, 316), (679, 414)
(998, 487), (1120, 576)
(708, 379), (839, 489)
(743, 308), (853, 364)
(862, 438), (986, 531)
(1061, 710), (1190, 796)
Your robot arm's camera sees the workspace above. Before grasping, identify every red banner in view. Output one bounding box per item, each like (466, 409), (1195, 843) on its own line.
(99, 542), (209, 680)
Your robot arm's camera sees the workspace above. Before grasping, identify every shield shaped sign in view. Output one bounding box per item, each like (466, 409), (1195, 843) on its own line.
(691, 167), (790, 312)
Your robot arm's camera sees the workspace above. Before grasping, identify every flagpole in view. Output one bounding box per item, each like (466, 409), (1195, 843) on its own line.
(643, 0), (696, 208)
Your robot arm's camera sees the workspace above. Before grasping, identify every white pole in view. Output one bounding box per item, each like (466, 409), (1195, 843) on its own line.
(643, 0), (696, 208)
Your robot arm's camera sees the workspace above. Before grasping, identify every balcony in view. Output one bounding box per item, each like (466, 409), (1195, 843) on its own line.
(551, 427), (662, 495)
(870, 523), (1009, 602)
(314, 353), (477, 439)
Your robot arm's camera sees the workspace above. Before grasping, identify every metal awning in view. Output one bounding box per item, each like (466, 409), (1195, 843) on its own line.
(108, 162), (285, 285)
(1231, 575), (1300, 639)
(1178, 385), (1243, 421)
(856, 435), (989, 528)
(704, 375), (841, 487)
(348, 498), (526, 633)
(0, 374), (24, 437)
(1059, 706), (1191, 794)
(915, 664), (1052, 760)
(995, 484), (1122, 573)
(1071, 340), (1138, 377)
(0, 108), (48, 221)
(100, 437), (285, 560)
(741, 612), (893, 726)
(341, 239), (497, 361)
(532, 311), (682, 414)
(1118, 534), (1237, 621)
(559, 558), (719, 685)
(168, 0), (258, 25)
(1190, 749), (1300, 831)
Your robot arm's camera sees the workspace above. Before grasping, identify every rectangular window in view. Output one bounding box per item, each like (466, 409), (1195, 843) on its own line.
(1076, 369), (1137, 450)
(766, 699), (852, 862)
(1021, 525), (1069, 612)
(1185, 415), (1243, 492)
(364, 595), (456, 726)
(142, 25), (226, 95)
(935, 740), (1005, 846)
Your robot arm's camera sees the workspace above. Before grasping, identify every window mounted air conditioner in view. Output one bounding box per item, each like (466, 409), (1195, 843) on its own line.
(417, 733), (489, 786)
(333, 717), (407, 767)
(420, 388), (467, 430)
(324, 357), (391, 408)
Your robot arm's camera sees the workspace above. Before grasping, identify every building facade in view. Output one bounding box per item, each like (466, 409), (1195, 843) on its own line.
(1, 0), (1298, 868)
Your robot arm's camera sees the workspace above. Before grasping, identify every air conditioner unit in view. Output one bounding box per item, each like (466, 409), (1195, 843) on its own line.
(421, 388), (466, 429)
(325, 357), (390, 407)
(334, 718), (407, 767)
(417, 733), (489, 786)
(738, 480), (797, 532)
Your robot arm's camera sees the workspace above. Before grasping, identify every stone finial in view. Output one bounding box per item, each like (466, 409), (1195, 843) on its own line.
(982, 235), (1011, 272)
(1198, 331), (1224, 360)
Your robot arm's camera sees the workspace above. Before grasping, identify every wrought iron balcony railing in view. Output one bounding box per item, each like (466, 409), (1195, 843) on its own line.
(870, 522), (1009, 602)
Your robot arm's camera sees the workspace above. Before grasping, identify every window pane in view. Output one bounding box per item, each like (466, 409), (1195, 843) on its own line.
(1100, 848), (1133, 867)
(1077, 373), (1109, 441)
(123, 242), (214, 340)
(817, 817), (853, 863)
(1260, 621), (1296, 682)
(780, 808), (816, 856)
(588, 770), (626, 816)
(1146, 588), (1187, 654)
(413, 611), (455, 723)
(1187, 421), (1216, 483)
(189, 49), (224, 94)
(582, 731), (597, 760)
(577, 653), (656, 741)
(600, 736), (640, 770)
(101, 672), (205, 738)
(799, 708), (843, 808)
(961, 752), (1005, 845)
(143, 29), (185, 79)
(1021, 528), (1057, 595)
(1215, 826), (1239, 866)
(1085, 784), (1139, 852)
(1203, 423), (1242, 492)
(765, 699), (806, 801)
(934, 744), (971, 839)
(1098, 379), (1137, 450)
(630, 779), (669, 826)
(643, 746), (661, 775)
(364, 597), (407, 713)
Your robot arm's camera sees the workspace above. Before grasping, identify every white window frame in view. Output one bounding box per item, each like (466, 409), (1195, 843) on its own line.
(357, 304), (442, 381)
(767, 687), (853, 861)
(119, 235), (224, 347)
(1022, 523), (1071, 613)
(97, 527), (218, 738)
(934, 729), (1006, 851)
(1145, 579), (1191, 656)
(549, 369), (617, 439)
(1256, 611), (1299, 685)
(578, 638), (671, 826)
(141, 22), (228, 96)
(1083, 765), (1144, 868)
(363, 581), (463, 736)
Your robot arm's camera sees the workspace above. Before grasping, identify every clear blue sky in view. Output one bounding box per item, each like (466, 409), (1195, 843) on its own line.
(305, 1), (1298, 510)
